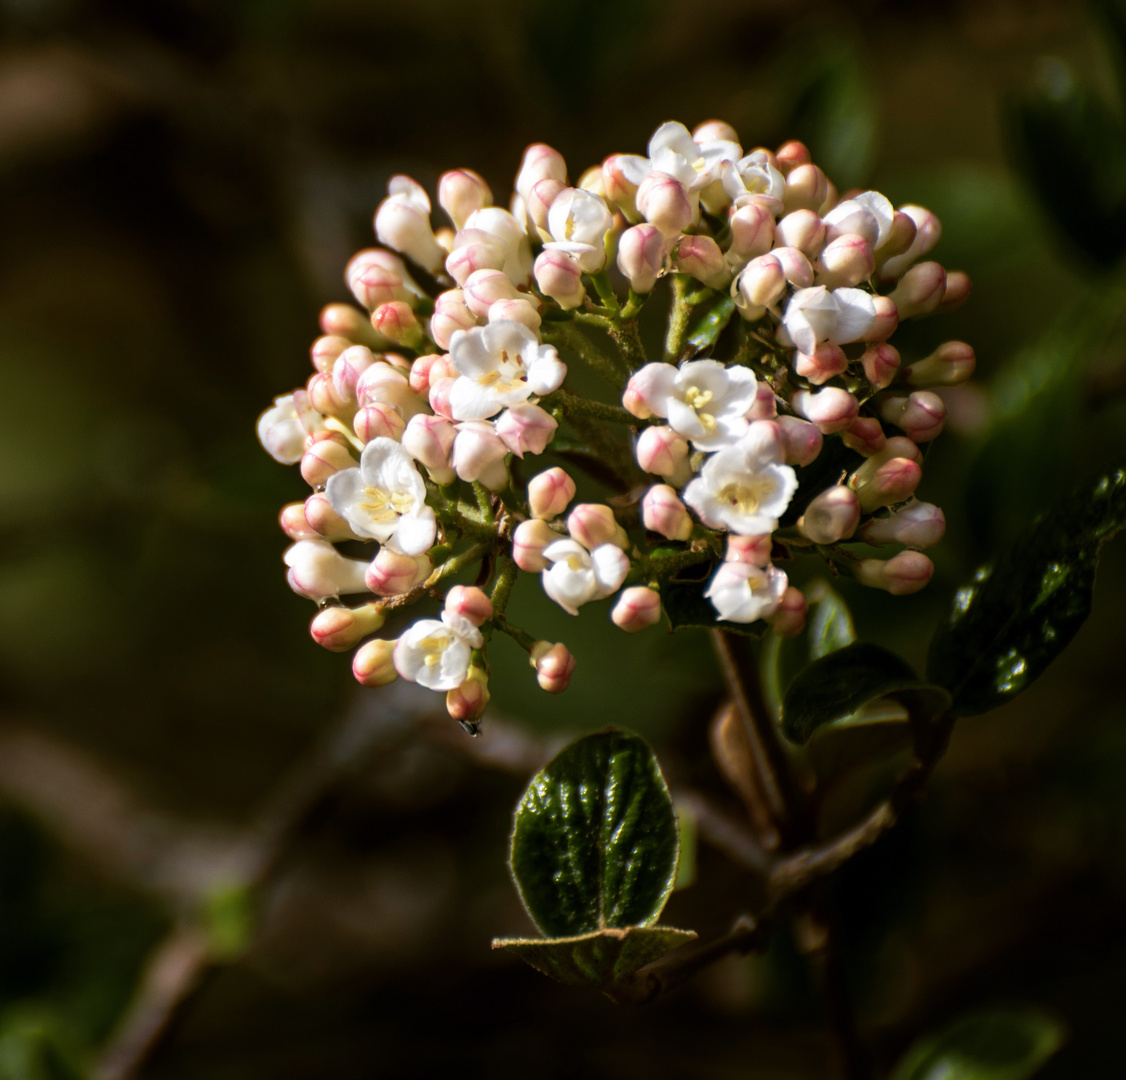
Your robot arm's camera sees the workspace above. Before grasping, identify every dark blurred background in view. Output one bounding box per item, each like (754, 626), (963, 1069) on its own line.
(2, 0), (1126, 1076)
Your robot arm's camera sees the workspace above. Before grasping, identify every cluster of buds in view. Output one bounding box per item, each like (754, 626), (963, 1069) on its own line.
(258, 119), (973, 728)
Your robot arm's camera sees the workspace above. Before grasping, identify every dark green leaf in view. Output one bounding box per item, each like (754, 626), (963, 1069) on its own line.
(806, 697), (913, 782)
(891, 1006), (1066, 1080)
(508, 730), (680, 937)
(685, 295), (735, 354)
(492, 925), (696, 991)
(928, 466), (1126, 717)
(782, 643), (950, 746)
(659, 564), (763, 637)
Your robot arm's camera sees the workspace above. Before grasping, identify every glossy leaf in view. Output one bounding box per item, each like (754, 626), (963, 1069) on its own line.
(508, 730), (680, 937)
(928, 466), (1126, 717)
(685, 294), (735, 355)
(660, 563), (762, 637)
(782, 643), (950, 747)
(891, 1006), (1065, 1080)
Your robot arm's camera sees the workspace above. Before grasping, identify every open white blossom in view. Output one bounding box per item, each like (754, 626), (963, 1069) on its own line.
(823, 191), (894, 248)
(543, 188), (614, 272)
(448, 320), (566, 422)
(705, 560), (788, 623)
(541, 538), (630, 616)
(257, 391), (324, 464)
(780, 286), (877, 356)
(683, 423), (798, 534)
(393, 611), (483, 691)
(325, 437), (436, 555)
(719, 150), (786, 210)
(648, 121), (742, 193)
(626, 360), (758, 452)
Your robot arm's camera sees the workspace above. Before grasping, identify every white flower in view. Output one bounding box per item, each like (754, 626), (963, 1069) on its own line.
(283, 539), (370, 600)
(543, 187), (614, 272)
(705, 561), (788, 623)
(719, 150), (786, 209)
(541, 539), (630, 616)
(823, 191), (894, 248)
(374, 176), (447, 275)
(257, 391), (324, 464)
(458, 207), (533, 285)
(625, 360), (758, 452)
(393, 612), (483, 691)
(447, 320), (565, 422)
(780, 286), (877, 356)
(648, 121), (742, 192)
(683, 423), (798, 535)
(325, 437), (436, 555)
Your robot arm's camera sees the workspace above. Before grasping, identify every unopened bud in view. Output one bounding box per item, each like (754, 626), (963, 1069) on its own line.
(855, 551), (934, 595)
(775, 140), (811, 175)
(874, 211), (917, 265)
(430, 289), (478, 350)
(771, 245), (815, 287)
(749, 381), (778, 419)
(793, 343), (847, 385)
(726, 534), (772, 565)
(451, 421), (509, 489)
(798, 486), (861, 543)
(642, 484), (693, 540)
(345, 249), (418, 311)
(516, 143), (568, 218)
(488, 297), (542, 333)
(320, 304), (387, 350)
(861, 500), (945, 549)
(513, 518), (560, 572)
(311, 334), (350, 374)
(783, 163), (828, 213)
(602, 154), (646, 216)
(840, 415), (887, 456)
(936, 270), (971, 314)
(611, 586), (662, 633)
(428, 376), (456, 420)
(304, 492), (359, 541)
(816, 234), (875, 288)
(734, 254), (786, 316)
(332, 345), (378, 403)
(878, 391), (946, 443)
(300, 436), (356, 488)
(773, 209), (825, 259)
(352, 638), (399, 687)
(527, 177), (567, 234)
(861, 342), (901, 388)
(676, 234), (730, 289)
(408, 353), (439, 395)
(444, 585), (494, 626)
(372, 301), (425, 349)
(307, 371), (352, 420)
(850, 456), (922, 512)
(353, 402), (406, 444)
(463, 268), (519, 318)
(311, 602), (386, 652)
(284, 539), (370, 600)
(528, 467), (576, 519)
(888, 261), (946, 320)
(776, 415), (823, 466)
(438, 169), (492, 230)
(879, 204), (942, 281)
(567, 503), (628, 550)
(365, 549), (430, 596)
(728, 201), (776, 261)
(530, 640), (576, 694)
(791, 386), (859, 434)
(635, 425), (691, 484)
(447, 665), (490, 723)
(862, 295), (900, 342)
(495, 403), (557, 457)
(534, 248), (585, 309)
(768, 586), (808, 637)
(694, 119), (740, 142)
(900, 341), (975, 388)
(280, 501), (317, 540)
(374, 177), (446, 275)
(636, 172), (694, 237)
(617, 223), (665, 293)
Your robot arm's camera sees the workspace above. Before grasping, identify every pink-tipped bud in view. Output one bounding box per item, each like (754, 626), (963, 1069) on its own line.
(513, 518), (560, 572)
(936, 270), (971, 314)
(408, 353), (440, 395)
(861, 342), (901, 388)
(879, 205), (942, 281)
(855, 551), (934, 595)
(875, 211), (917, 262)
(516, 143), (568, 209)
(528, 467), (576, 520)
(373, 301), (424, 348)
(901, 341), (975, 388)
(783, 163), (828, 213)
(617, 223), (665, 293)
(307, 371), (352, 420)
(495, 403), (557, 457)
(773, 209), (825, 259)
(839, 415), (886, 456)
(304, 492), (359, 541)
(694, 119), (740, 142)
(768, 586), (808, 637)
(862, 295), (900, 342)
(728, 202), (776, 261)
(345, 249), (416, 312)
(635, 425), (691, 484)
(428, 376), (456, 420)
(353, 402), (406, 444)
(527, 177), (567, 233)
(726, 534), (772, 565)
(567, 503), (629, 550)
(311, 334), (350, 374)
(365, 549), (430, 597)
(642, 484), (693, 540)
(636, 172), (693, 237)
(300, 437), (355, 488)
(850, 456), (922, 512)
(775, 140), (811, 175)
(793, 342), (848, 385)
(798, 486), (861, 543)
(791, 386), (859, 434)
(533, 248), (585, 309)
(438, 169), (492, 230)
(888, 261), (947, 320)
(879, 391), (946, 443)
(447, 665), (490, 723)
(488, 298), (542, 332)
(861, 500), (946, 549)
(676, 234), (730, 289)
(611, 586), (662, 633)
(332, 345), (378, 403)
(749, 381), (778, 419)
(280, 501), (317, 540)
(463, 268), (519, 318)
(311, 602), (386, 652)
(530, 640), (576, 693)
(430, 289), (478, 350)
(374, 178), (446, 275)
(602, 154), (644, 215)
(320, 304), (384, 349)
(444, 585), (494, 626)
(451, 421), (509, 489)
(776, 415), (823, 466)
(816, 234), (875, 288)
(734, 254), (786, 316)
(353, 638), (399, 687)
(771, 245), (815, 287)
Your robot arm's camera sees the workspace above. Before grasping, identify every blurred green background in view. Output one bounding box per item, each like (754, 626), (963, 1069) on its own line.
(1, 0), (1126, 1076)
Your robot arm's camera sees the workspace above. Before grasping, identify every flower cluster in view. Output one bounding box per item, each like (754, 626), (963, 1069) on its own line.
(257, 119), (973, 727)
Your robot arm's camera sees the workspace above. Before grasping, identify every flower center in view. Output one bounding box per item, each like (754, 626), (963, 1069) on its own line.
(684, 386), (717, 430)
(359, 486), (415, 522)
(719, 475), (777, 515)
(418, 632), (452, 667)
(477, 349), (526, 394)
(565, 554), (587, 572)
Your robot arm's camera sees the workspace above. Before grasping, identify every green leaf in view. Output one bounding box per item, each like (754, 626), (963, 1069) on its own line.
(659, 564), (763, 637)
(508, 730), (680, 937)
(891, 1006), (1066, 1080)
(0, 1017), (84, 1080)
(928, 466), (1126, 717)
(492, 925), (696, 992)
(202, 880), (257, 961)
(685, 295), (735, 355)
(781, 643), (950, 746)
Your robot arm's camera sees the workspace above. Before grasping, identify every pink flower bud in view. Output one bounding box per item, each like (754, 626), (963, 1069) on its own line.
(332, 345), (377, 404)
(850, 456), (922, 512)
(430, 290), (478, 350)
(409, 353), (439, 395)
(399, 414), (455, 485)
(354, 402), (406, 444)
(428, 376), (456, 420)
(345, 249), (415, 311)
(798, 486), (861, 543)
(300, 437), (355, 488)
(611, 586), (662, 633)
(878, 205), (942, 281)
(874, 211), (917, 264)
(676, 234), (730, 289)
(862, 296), (900, 342)
(447, 665), (490, 723)
(528, 467), (576, 519)
(773, 209), (825, 259)
(768, 586), (808, 637)
(775, 140), (811, 175)
(901, 341), (975, 388)
(353, 638), (400, 687)
(310, 602), (386, 652)
(374, 178), (446, 274)
(488, 298), (541, 332)
(840, 416), (887, 456)
(693, 119), (740, 142)
(793, 342), (848, 385)
(445, 236), (506, 287)
(280, 501), (317, 540)
(855, 551), (934, 595)
(791, 387), (859, 434)
(728, 201), (776, 261)
(365, 549), (431, 596)
(445, 585), (494, 626)
(617, 223), (665, 293)
(776, 415), (823, 466)
(936, 270), (972, 314)
(642, 484), (692, 540)
(888, 261), (946, 320)
(311, 334), (350, 374)
(748, 381), (778, 419)
(567, 503), (628, 551)
(861, 500), (946, 549)
(320, 304), (381, 348)
(879, 391), (947, 443)
(527, 177), (566, 233)
(463, 268), (519, 318)
(451, 421), (509, 488)
(516, 144), (568, 208)
(438, 169), (492, 230)
(495, 403), (557, 457)
(284, 539), (370, 600)
(861, 342), (901, 388)
(771, 245), (815, 287)
(513, 519), (561, 572)
(602, 154), (644, 215)
(783, 163), (829, 212)
(373, 302), (424, 348)
(534, 248), (585, 309)
(636, 172), (693, 237)
(304, 492), (359, 541)
(816, 234), (875, 288)
(530, 640), (576, 694)
(734, 254), (786, 315)
(726, 533), (772, 565)
(307, 371), (352, 420)
(635, 424), (691, 483)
